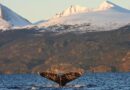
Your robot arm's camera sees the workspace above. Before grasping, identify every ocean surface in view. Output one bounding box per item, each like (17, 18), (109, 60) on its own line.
(0, 73), (129, 90)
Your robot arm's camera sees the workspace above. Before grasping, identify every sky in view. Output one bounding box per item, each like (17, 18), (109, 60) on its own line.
(1, 0), (130, 22)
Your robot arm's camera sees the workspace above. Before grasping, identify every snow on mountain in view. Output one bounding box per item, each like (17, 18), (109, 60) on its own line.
(95, 1), (130, 13)
(52, 5), (91, 19)
(94, 1), (114, 11)
(0, 4), (31, 30)
(0, 18), (11, 30)
(39, 1), (130, 31)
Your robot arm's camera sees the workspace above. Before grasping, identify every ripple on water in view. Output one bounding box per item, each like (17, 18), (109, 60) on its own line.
(0, 73), (129, 90)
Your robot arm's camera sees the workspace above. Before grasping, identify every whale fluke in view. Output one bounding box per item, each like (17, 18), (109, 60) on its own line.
(40, 72), (83, 87)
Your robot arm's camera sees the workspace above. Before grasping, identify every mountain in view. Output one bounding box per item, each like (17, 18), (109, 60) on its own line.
(0, 18), (11, 30)
(0, 4), (31, 30)
(39, 1), (130, 31)
(94, 1), (114, 11)
(52, 5), (91, 19)
(95, 1), (130, 12)
(0, 25), (130, 73)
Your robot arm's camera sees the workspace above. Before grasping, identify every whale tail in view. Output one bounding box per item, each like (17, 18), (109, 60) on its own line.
(40, 72), (83, 87)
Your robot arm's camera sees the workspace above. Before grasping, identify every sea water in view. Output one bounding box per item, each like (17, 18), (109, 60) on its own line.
(0, 73), (129, 90)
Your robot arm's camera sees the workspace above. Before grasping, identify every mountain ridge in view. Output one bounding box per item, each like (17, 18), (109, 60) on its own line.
(52, 5), (91, 19)
(0, 25), (130, 73)
(50, 1), (130, 19)
(38, 1), (130, 31)
(96, 1), (130, 12)
(0, 4), (31, 30)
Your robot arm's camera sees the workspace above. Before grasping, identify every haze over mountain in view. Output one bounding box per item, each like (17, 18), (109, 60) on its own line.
(39, 1), (130, 31)
(0, 4), (31, 30)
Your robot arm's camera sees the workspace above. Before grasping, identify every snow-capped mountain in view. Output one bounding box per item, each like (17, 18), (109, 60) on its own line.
(94, 1), (114, 11)
(52, 5), (91, 19)
(94, 1), (130, 12)
(0, 4), (31, 30)
(39, 1), (130, 31)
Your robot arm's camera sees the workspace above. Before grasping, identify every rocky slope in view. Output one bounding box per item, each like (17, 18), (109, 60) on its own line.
(0, 25), (130, 74)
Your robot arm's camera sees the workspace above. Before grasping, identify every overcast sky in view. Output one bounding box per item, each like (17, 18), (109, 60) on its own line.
(1, 0), (130, 22)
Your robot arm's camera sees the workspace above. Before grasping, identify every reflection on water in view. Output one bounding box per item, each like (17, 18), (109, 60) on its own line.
(0, 73), (130, 90)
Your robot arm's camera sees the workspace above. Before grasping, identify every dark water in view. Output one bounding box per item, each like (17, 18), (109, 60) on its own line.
(0, 73), (130, 90)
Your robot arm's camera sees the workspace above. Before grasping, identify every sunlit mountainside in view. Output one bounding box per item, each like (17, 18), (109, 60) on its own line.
(0, 1), (130, 74)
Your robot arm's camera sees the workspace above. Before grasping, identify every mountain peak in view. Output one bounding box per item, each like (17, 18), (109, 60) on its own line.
(52, 5), (90, 19)
(52, 1), (130, 19)
(0, 4), (31, 28)
(96, 1), (114, 11)
(95, 0), (130, 12)
(69, 5), (86, 9)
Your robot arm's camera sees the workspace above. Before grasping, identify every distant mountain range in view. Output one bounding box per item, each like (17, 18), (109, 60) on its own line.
(38, 1), (130, 31)
(0, 1), (130, 32)
(50, 1), (130, 19)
